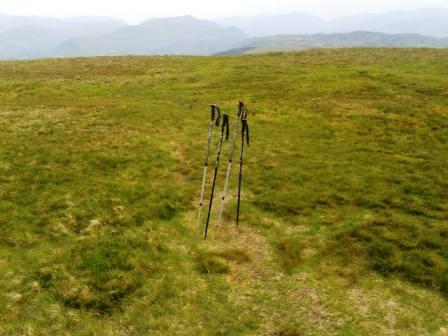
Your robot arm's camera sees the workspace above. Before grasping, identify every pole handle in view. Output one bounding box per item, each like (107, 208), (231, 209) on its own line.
(222, 114), (230, 140)
(242, 107), (250, 145)
(242, 119), (250, 145)
(215, 107), (222, 127)
(211, 104), (217, 122)
(238, 101), (245, 118)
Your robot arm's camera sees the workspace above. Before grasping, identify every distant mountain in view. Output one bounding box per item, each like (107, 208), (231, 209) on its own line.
(214, 31), (448, 55)
(329, 8), (448, 38)
(217, 9), (448, 38)
(0, 15), (125, 34)
(1, 12), (448, 60)
(0, 15), (126, 59)
(54, 16), (248, 57)
(216, 13), (323, 37)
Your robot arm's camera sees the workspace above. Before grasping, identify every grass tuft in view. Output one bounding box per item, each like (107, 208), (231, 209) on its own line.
(36, 235), (158, 313)
(196, 253), (231, 275)
(272, 329), (302, 336)
(335, 215), (448, 296)
(277, 239), (304, 270)
(209, 248), (251, 263)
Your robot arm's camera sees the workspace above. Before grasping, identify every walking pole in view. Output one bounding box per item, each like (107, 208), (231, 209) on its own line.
(236, 110), (250, 232)
(217, 102), (245, 227)
(197, 105), (221, 229)
(204, 113), (230, 239)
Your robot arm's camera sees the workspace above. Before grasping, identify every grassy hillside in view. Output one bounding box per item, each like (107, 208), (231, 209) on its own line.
(0, 49), (447, 335)
(215, 32), (448, 55)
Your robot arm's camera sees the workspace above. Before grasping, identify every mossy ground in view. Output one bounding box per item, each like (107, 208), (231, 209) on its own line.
(0, 49), (447, 335)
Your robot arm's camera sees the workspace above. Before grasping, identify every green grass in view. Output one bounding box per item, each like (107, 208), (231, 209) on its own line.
(0, 49), (447, 335)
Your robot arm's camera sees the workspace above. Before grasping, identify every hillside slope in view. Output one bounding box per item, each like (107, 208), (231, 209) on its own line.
(0, 49), (447, 335)
(215, 31), (448, 55)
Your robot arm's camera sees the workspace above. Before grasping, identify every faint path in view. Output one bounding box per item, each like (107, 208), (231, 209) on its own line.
(185, 209), (337, 335)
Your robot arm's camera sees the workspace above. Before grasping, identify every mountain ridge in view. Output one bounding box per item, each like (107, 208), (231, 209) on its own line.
(217, 8), (448, 38)
(215, 31), (448, 55)
(0, 10), (448, 59)
(54, 16), (248, 57)
(0, 14), (127, 59)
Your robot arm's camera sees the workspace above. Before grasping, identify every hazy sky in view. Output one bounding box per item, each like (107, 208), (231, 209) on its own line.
(1, 0), (447, 23)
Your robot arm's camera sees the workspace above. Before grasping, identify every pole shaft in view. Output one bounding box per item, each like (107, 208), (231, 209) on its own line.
(197, 120), (214, 229)
(217, 118), (241, 226)
(204, 126), (225, 239)
(197, 166), (208, 228)
(236, 134), (245, 229)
